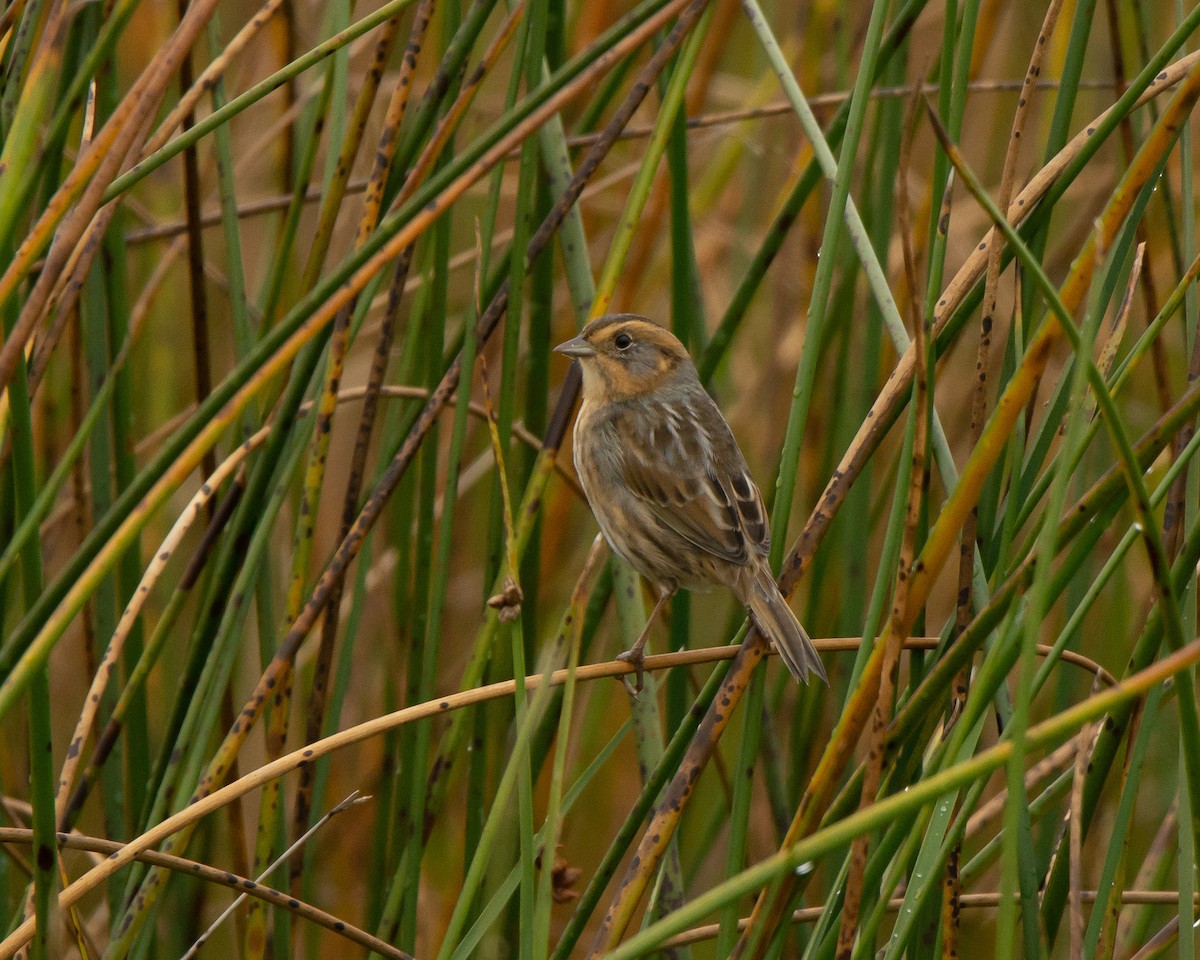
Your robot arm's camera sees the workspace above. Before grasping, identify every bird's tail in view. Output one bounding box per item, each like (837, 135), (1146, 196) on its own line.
(745, 568), (828, 685)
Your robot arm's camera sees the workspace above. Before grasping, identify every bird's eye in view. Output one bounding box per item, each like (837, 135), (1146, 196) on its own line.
(614, 332), (633, 350)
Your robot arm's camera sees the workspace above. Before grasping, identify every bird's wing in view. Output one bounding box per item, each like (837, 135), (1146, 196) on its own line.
(616, 397), (769, 565)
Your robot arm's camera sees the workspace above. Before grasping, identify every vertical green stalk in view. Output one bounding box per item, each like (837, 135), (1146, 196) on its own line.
(835, 46), (902, 647)
(423, 286), (485, 948)
(206, 12), (253, 363)
(517, 0), (561, 660)
(373, 323), (425, 943)
(101, 180), (149, 841)
(66, 7), (152, 843)
(1176, 1), (1199, 951)
(529, 623), (586, 960)
(398, 236), (449, 949)
(488, 0), (545, 592)
(80, 248), (127, 881)
(1081, 684), (1164, 956)
(1176, 9), (1195, 960)
(510, 613), (537, 960)
(740, 0), (891, 564)
(995, 268), (1100, 960)
(716, 664), (765, 955)
(921, 0), (978, 318)
(433, 610), (586, 960)
(399, 10), (469, 952)
(665, 74), (701, 734)
(4, 257), (53, 960)
(493, 23), (544, 958)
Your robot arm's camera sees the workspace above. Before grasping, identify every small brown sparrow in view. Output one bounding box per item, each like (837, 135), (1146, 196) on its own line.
(555, 314), (827, 691)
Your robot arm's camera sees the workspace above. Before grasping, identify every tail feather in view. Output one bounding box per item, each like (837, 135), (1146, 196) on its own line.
(745, 571), (828, 685)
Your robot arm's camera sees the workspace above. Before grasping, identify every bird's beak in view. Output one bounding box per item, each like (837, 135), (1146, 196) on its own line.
(554, 334), (596, 358)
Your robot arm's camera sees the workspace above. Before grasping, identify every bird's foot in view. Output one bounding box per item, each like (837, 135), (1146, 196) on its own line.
(616, 646), (646, 696)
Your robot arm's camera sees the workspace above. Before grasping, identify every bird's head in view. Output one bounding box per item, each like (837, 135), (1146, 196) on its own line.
(554, 314), (691, 402)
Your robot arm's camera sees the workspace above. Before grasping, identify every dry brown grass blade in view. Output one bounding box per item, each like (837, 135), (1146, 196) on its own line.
(52, 428), (257, 828)
(394, 2), (524, 214)
(964, 734), (1084, 841)
(0, 827), (411, 960)
(1097, 242), (1143, 378)
(1128, 919), (1186, 960)
(1069, 721), (1098, 960)
(298, 10), (408, 285)
(1084, 241), (1144, 426)
(147, 0), (286, 157)
(0, 0), (223, 402)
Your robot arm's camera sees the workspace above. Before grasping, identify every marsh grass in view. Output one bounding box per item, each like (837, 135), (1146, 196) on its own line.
(1, 1), (1199, 958)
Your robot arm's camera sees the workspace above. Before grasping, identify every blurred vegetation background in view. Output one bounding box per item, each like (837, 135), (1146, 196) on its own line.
(2, 0), (1200, 957)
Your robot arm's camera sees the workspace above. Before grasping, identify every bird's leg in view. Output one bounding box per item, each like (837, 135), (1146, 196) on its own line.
(616, 588), (673, 694)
